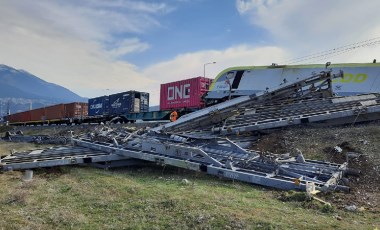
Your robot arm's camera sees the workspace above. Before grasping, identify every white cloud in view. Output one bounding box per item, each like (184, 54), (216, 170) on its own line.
(236, 0), (380, 63)
(0, 0), (168, 100)
(109, 38), (150, 57)
(36, 0), (170, 40)
(0, 25), (155, 95)
(1, 1), (170, 43)
(236, 0), (279, 14)
(80, 0), (174, 14)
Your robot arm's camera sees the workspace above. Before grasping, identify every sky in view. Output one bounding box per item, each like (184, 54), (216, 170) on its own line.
(0, 0), (380, 105)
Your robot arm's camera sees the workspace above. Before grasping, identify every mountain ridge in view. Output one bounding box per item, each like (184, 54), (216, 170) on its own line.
(0, 64), (86, 116)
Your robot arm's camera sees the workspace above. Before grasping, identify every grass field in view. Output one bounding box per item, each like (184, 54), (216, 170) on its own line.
(0, 165), (379, 230)
(0, 124), (379, 229)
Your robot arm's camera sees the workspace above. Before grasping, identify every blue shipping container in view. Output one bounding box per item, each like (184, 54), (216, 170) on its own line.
(88, 96), (109, 116)
(109, 92), (132, 115)
(109, 91), (150, 115)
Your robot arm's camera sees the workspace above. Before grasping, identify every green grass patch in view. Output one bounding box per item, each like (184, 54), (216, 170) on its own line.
(0, 165), (379, 229)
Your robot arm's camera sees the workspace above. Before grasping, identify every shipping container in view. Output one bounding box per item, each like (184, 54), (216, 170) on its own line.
(6, 102), (88, 124)
(29, 105), (63, 121)
(7, 111), (31, 123)
(109, 91), (149, 115)
(65, 102), (88, 118)
(30, 108), (46, 121)
(6, 113), (16, 123)
(88, 96), (109, 116)
(160, 76), (212, 111)
(45, 104), (65, 120)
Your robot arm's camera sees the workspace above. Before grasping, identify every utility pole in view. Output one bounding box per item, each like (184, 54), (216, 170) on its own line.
(7, 100), (10, 115)
(5, 100), (10, 126)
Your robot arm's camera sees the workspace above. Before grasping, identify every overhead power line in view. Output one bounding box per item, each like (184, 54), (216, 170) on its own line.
(283, 36), (380, 65)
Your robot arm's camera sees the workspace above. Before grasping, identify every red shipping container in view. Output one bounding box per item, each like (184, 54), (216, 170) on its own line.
(160, 76), (212, 111)
(30, 108), (45, 121)
(18, 111), (31, 122)
(28, 105), (60, 121)
(45, 104), (65, 120)
(7, 114), (16, 122)
(64, 102), (88, 118)
(7, 111), (30, 122)
(7, 113), (16, 122)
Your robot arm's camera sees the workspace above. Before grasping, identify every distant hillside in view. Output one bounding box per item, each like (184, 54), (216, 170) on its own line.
(0, 64), (86, 116)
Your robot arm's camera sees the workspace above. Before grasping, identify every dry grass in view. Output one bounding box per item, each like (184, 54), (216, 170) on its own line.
(0, 141), (44, 157)
(0, 164), (379, 229)
(0, 125), (13, 133)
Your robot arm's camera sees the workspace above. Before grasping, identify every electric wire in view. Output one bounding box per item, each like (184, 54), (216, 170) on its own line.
(282, 36), (380, 65)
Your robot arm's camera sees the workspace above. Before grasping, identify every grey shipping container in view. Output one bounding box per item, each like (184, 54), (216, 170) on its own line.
(88, 96), (109, 116)
(109, 91), (150, 115)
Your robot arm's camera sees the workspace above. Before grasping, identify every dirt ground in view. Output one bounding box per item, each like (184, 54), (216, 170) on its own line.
(254, 121), (380, 212)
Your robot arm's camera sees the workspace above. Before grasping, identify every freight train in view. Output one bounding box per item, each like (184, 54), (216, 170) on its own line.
(5, 102), (88, 126)
(3, 77), (212, 125)
(4, 62), (380, 125)
(82, 77), (212, 124)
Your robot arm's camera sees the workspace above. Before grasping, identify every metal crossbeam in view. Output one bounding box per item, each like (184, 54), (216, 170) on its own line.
(1, 134), (351, 192)
(0, 146), (132, 171)
(154, 70), (343, 133)
(71, 138), (349, 192)
(171, 94), (380, 137)
(218, 94), (380, 134)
